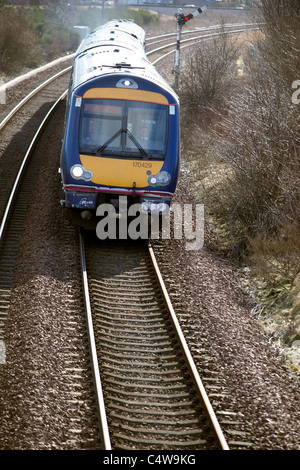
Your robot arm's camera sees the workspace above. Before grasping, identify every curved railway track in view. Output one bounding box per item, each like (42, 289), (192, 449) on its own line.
(147, 22), (259, 47)
(0, 92), (67, 340)
(0, 64), (71, 236)
(146, 22), (260, 64)
(0, 66), (71, 341)
(0, 66), (71, 132)
(0, 23), (259, 450)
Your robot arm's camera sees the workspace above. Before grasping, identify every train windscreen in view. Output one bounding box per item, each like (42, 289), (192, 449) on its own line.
(79, 98), (168, 159)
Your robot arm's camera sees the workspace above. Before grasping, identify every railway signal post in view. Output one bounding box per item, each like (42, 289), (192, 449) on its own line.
(174, 5), (207, 90)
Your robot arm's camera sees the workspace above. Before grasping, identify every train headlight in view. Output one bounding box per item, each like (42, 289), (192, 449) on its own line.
(70, 165), (93, 181)
(71, 165), (84, 178)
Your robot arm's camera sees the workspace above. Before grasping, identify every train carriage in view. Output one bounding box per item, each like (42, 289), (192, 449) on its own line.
(60, 20), (180, 230)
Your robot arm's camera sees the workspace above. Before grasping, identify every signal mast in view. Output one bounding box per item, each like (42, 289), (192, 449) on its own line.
(174, 5), (207, 90)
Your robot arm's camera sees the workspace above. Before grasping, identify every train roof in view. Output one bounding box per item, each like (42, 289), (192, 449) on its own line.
(71, 20), (176, 99)
(75, 19), (146, 58)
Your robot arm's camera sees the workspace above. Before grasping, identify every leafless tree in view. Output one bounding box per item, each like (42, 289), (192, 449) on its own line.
(179, 23), (239, 125)
(256, 0), (300, 85)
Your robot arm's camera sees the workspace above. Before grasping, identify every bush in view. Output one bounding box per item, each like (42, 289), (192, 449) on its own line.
(0, 8), (43, 73)
(28, 6), (80, 60)
(179, 24), (239, 126)
(207, 60), (300, 261)
(247, 223), (300, 282)
(257, 0), (300, 87)
(180, 1), (300, 281)
(201, 1), (300, 276)
(75, 6), (159, 31)
(0, 5), (81, 73)
(39, 23), (80, 60)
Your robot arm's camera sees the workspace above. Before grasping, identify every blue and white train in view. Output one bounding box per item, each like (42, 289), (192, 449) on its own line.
(60, 19), (180, 229)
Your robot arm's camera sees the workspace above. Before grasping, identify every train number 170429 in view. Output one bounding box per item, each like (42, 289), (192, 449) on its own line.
(132, 162), (152, 168)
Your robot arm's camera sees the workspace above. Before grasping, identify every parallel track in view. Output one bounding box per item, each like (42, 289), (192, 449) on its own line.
(0, 63), (71, 341)
(0, 91), (67, 339)
(0, 66), (71, 132)
(147, 23), (260, 64)
(146, 22), (260, 47)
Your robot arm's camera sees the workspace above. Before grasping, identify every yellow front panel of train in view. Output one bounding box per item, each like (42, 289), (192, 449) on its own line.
(80, 155), (164, 187)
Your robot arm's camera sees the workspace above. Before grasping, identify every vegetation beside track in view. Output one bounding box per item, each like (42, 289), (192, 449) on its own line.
(178, 1), (300, 364)
(0, 3), (159, 74)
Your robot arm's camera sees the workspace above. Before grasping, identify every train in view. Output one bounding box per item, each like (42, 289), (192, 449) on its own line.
(59, 19), (180, 232)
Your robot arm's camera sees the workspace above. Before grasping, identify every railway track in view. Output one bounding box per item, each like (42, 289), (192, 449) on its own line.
(0, 92), (67, 341)
(0, 64), (71, 236)
(147, 22), (259, 46)
(80, 233), (229, 450)
(0, 65), (71, 341)
(0, 23), (258, 449)
(0, 66), (71, 132)
(146, 22), (260, 64)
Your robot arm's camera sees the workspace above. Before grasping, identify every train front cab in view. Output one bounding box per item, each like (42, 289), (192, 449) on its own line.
(61, 75), (180, 233)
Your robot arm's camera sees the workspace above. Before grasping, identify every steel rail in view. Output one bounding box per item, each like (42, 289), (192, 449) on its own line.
(80, 236), (230, 449)
(147, 241), (230, 450)
(147, 25), (260, 59)
(0, 90), (67, 243)
(146, 22), (260, 45)
(0, 66), (71, 132)
(79, 231), (112, 450)
(0, 63), (110, 447)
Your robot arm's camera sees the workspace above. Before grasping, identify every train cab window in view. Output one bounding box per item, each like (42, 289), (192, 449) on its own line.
(126, 101), (168, 156)
(79, 99), (123, 150)
(79, 98), (168, 159)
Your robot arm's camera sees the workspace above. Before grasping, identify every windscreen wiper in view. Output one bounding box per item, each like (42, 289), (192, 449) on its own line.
(96, 128), (148, 158)
(125, 129), (148, 159)
(96, 128), (124, 154)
